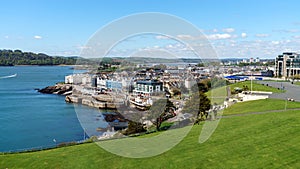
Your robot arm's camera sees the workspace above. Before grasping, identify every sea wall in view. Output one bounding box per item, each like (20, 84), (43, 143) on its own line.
(65, 95), (123, 109)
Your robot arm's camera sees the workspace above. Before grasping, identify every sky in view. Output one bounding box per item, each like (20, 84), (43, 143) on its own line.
(1, 0), (300, 58)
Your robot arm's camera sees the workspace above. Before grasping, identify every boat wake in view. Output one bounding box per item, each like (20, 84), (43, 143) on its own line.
(0, 74), (17, 79)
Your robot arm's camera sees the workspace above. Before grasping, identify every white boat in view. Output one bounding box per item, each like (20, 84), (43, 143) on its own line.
(0, 73), (17, 79)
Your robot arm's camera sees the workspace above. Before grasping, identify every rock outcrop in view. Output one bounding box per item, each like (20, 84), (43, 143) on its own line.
(38, 84), (72, 95)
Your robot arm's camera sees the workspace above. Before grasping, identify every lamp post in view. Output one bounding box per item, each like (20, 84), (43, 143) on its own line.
(251, 73), (253, 94)
(285, 97), (288, 111)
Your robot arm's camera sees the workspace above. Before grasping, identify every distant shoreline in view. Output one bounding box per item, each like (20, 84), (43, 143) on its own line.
(0, 64), (76, 67)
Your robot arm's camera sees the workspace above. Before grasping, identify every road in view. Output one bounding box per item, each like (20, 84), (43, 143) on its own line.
(257, 81), (300, 101)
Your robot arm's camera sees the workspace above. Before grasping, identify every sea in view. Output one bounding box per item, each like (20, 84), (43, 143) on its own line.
(0, 66), (106, 152)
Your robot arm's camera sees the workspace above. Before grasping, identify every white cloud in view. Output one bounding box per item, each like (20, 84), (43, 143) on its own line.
(212, 38), (300, 59)
(255, 34), (270, 38)
(241, 33), (247, 38)
(33, 35), (42, 39)
(274, 29), (299, 33)
(222, 28), (235, 33)
(4, 35), (9, 39)
(176, 34), (193, 40)
(271, 41), (280, 45)
(77, 45), (91, 50)
(205, 29), (218, 33)
(172, 33), (238, 41)
(155, 35), (170, 39)
(207, 33), (232, 40)
(175, 34), (208, 41)
(287, 29), (298, 33)
(166, 44), (174, 48)
(292, 35), (300, 39)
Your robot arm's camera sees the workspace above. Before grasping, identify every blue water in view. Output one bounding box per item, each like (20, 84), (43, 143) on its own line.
(0, 66), (88, 152)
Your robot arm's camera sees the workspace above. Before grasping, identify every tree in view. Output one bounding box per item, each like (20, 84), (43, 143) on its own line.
(182, 91), (211, 124)
(197, 62), (204, 67)
(171, 87), (181, 96)
(0, 49), (77, 66)
(191, 82), (209, 93)
(122, 121), (146, 135)
(209, 77), (228, 88)
(147, 99), (176, 131)
(154, 64), (167, 70)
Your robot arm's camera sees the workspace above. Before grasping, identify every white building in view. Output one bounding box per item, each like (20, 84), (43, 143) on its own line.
(65, 74), (91, 85)
(255, 57), (260, 63)
(184, 78), (196, 89)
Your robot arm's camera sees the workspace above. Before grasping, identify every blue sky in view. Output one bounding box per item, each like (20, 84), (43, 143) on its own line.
(1, 0), (300, 58)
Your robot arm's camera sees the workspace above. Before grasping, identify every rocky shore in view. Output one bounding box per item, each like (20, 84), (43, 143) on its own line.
(38, 84), (129, 130)
(65, 94), (125, 109)
(38, 83), (125, 109)
(38, 84), (73, 95)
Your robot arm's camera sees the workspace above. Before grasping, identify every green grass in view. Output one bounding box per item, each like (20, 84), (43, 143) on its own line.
(206, 85), (227, 104)
(206, 80), (283, 104)
(262, 79), (289, 82)
(1, 109), (299, 168)
(230, 80), (283, 93)
(293, 81), (300, 86)
(223, 98), (300, 115)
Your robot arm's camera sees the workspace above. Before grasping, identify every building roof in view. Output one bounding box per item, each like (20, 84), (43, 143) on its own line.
(136, 80), (162, 85)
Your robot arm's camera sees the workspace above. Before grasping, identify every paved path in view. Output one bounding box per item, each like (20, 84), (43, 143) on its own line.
(216, 81), (300, 119)
(256, 81), (300, 101)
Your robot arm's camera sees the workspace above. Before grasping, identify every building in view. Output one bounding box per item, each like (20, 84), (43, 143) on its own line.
(275, 52), (300, 78)
(106, 80), (122, 90)
(249, 58), (254, 63)
(184, 77), (196, 89)
(91, 76), (97, 87)
(255, 57), (260, 63)
(133, 80), (163, 95)
(65, 74), (91, 85)
(261, 70), (274, 77)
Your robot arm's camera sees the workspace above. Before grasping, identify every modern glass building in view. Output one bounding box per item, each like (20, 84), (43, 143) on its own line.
(133, 80), (163, 94)
(275, 52), (300, 78)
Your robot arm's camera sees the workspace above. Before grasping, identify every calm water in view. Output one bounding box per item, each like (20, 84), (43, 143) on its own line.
(0, 66), (95, 152)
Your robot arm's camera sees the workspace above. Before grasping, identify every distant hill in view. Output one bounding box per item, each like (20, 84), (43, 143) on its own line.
(0, 49), (77, 66)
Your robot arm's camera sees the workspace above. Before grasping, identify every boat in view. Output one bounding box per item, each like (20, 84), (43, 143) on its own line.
(0, 73), (17, 79)
(129, 98), (151, 110)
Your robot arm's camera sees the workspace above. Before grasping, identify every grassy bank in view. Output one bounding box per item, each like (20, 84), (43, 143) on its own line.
(223, 98), (300, 115)
(206, 80), (283, 104)
(230, 80), (284, 93)
(1, 107), (299, 168)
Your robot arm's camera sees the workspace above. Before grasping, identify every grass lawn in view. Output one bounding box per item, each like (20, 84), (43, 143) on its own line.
(206, 80), (283, 104)
(230, 80), (283, 93)
(223, 98), (300, 115)
(205, 85), (227, 104)
(1, 109), (299, 168)
(293, 81), (300, 86)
